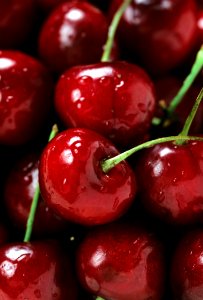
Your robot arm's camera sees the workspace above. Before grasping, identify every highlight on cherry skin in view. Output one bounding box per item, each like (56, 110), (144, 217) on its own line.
(39, 128), (137, 226)
(2, 0), (203, 299)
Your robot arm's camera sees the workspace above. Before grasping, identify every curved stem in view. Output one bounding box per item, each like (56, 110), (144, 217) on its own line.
(168, 46), (203, 116)
(101, 135), (203, 173)
(179, 87), (203, 137)
(23, 124), (59, 243)
(101, 0), (132, 62)
(152, 46), (203, 126)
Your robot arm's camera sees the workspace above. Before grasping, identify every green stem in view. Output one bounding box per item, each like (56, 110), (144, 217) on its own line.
(152, 46), (203, 126)
(96, 297), (105, 300)
(23, 124), (59, 243)
(179, 88), (203, 137)
(101, 0), (132, 62)
(168, 46), (203, 116)
(101, 135), (203, 173)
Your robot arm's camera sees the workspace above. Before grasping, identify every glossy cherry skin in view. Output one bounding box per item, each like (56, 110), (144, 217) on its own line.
(4, 153), (67, 236)
(109, 0), (197, 74)
(0, 0), (36, 48)
(0, 241), (77, 299)
(77, 224), (165, 300)
(55, 61), (156, 149)
(37, 0), (84, 12)
(171, 230), (203, 299)
(39, 1), (114, 73)
(136, 140), (203, 225)
(39, 128), (137, 226)
(0, 51), (53, 145)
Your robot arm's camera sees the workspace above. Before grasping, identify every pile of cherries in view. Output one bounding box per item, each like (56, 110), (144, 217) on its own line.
(2, 0), (203, 299)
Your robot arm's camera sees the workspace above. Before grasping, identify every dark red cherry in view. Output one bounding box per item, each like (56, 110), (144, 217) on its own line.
(0, 241), (77, 299)
(39, 128), (137, 226)
(197, 9), (203, 44)
(77, 224), (165, 300)
(37, 0), (84, 12)
(4, 153), (67, 236)
(0, 51), (53, 145)
(136, 140), (203, 225)
(55, 61), (156, 148)
(0, 0), (36, 48)
(109, 0), (198, 74)
(38, 1), (115, 73)
(171, 230), (203, 299)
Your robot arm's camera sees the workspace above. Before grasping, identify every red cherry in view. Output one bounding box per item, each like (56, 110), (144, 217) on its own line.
(77, 224), (165, 300)
(39, 128), (137, 226)
(0, 241), (77, 299)
(39, 1), (115, 73)
(109, 0), (198, 74)
(171, 230), (203, 299)
(0, 0), (36, 48)
(0, 51), (53, 145)
(37, 0), (84, 12)
(55, 61), (156, 148)
(4, 152), (67, 236)
(136, 140), (203, 225)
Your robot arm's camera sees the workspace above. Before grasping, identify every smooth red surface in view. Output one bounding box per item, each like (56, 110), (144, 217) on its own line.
(77, 224), (165, 300)
(0, 0), (36, 48)
(109, 0), (197, 74)
(0, 241), (77, 299)
(38, 0), (84, 12)
(136, 141), (203, 225)
(0, 51), (53, 145)
(171, 230), (203, 299)
(39, 1), (111, 73)
(55, 61), (155, 148)
(4, 153), (67, 235)
(39, 128), (137, 225)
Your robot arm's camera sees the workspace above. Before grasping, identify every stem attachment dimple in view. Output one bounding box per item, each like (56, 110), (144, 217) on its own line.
(101, 135), (203, 174)
(23, 124), (59, 243)
(101, 0), (133, 62)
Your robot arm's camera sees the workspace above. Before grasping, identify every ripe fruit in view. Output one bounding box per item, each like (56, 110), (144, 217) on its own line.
(55, 61), (155, 148)
(0, 51), (53, 145)
(39, 1), (113, 73)
(0, 241), (77, 299)
(39, 128), (136, 225)
(109, 0), (198, 74)
(171, 230), (203, 299)
(4, 153), (67, 235)
(136, 140), (203, 225)
(77, 224), (165, 300)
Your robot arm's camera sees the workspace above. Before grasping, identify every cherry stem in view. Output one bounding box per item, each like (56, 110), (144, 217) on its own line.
(101, 0), (132, 62)
(179, 87), (203, 137)
(101, 135), (203, 173)
(23, 124), (59, 243)
(152, 46), (203, 125)
(96, 297), (105, 300)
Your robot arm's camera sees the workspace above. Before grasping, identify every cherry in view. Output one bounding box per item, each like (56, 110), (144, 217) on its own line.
(38, 1), (116, 73)
(109, 0), (198, 74)
(0, 0), (36, 48)
(0, 50), (53, 145)
(77, 223), (165, 300)
(39, 128), (136, 226)
(0, 240), (77, 299)
(4, 152), (67, 236)
(37, 0), (84, 12)
(55, 61), (156, 149)
(171, 230), (203, 299)
(136, 140), (203, 225)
